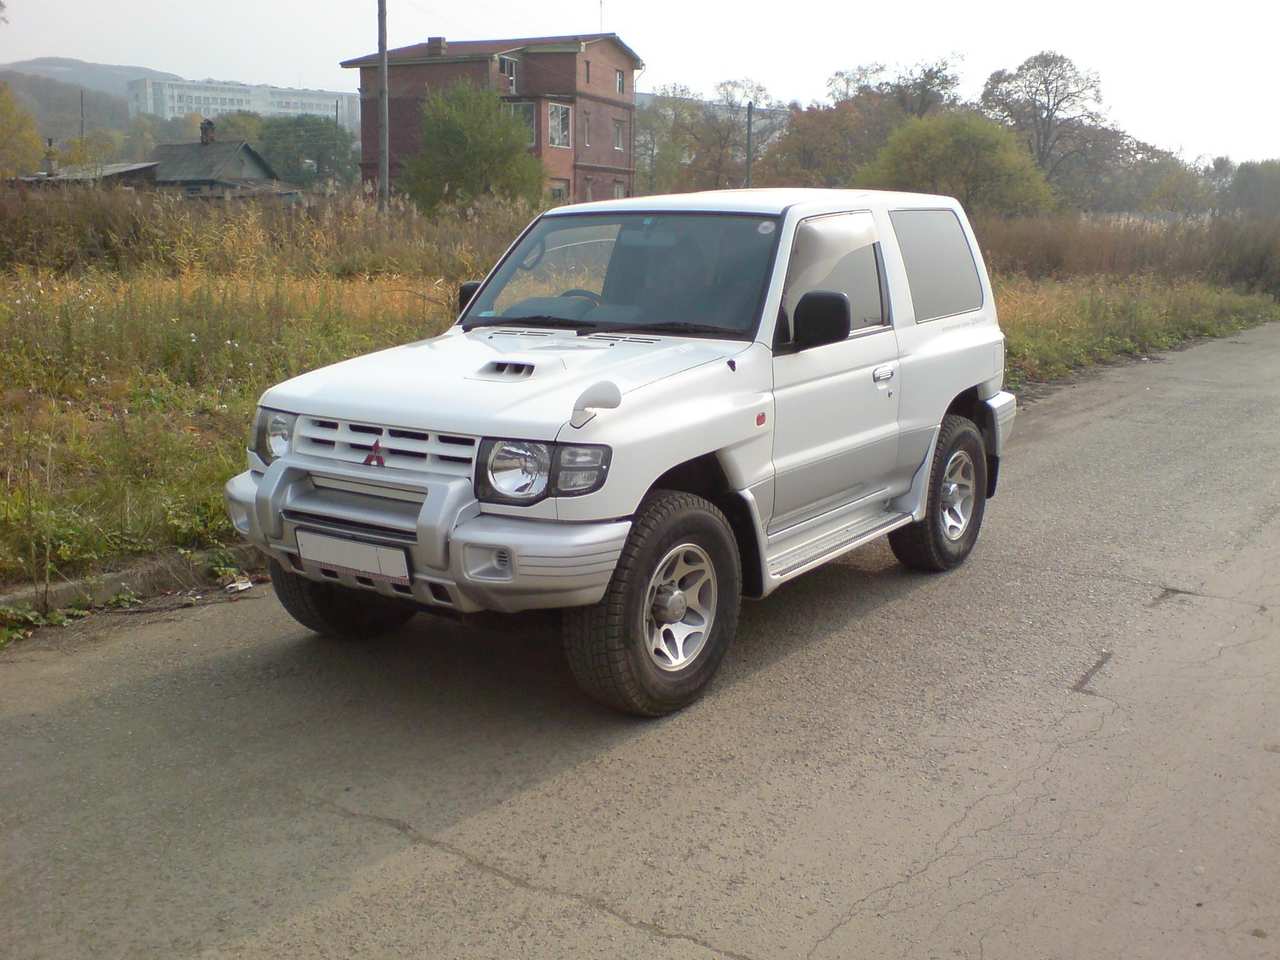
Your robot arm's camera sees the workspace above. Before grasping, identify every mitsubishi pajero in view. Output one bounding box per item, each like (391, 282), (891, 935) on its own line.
(225, 189), (1016, 715)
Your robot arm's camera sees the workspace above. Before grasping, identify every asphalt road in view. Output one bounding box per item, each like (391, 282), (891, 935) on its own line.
(3, 325), (1279, 960)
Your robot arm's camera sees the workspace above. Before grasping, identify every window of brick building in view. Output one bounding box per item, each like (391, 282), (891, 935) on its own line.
(548, 179), (570, 204)
(613, 118), (625, 151)
(585, 60), (591, 84)
(583, 111), (591, 147)
(503, 101), (536, 147)
(613, 180), (626, 199)
(616, 69), (625, 94)
(549, 103), (571, 148)
(498, 56), (518, 93)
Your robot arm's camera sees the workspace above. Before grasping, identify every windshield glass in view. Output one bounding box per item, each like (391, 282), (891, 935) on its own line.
(461, 212), (781, 338)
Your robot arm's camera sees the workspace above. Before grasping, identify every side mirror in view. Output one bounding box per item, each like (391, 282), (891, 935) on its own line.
(792, 290), (851, 351)
(458, 280), (482, 314)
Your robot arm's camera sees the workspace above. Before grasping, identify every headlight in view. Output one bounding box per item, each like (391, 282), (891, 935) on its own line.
(475, 440), (611, 504)
(482, 440), (552, 503)
(250, 408), (297, 465)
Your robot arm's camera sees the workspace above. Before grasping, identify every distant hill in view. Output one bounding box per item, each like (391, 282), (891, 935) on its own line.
(0, 70), (130, 141)
(0, 57), (180, 98)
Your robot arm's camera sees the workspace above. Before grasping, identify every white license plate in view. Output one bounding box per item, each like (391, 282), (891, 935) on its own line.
(295, 530), (411, 585)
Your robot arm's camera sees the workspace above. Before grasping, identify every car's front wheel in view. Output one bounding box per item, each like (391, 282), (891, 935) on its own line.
(563, 491), (741, 716)
(268, 559), (416, 639)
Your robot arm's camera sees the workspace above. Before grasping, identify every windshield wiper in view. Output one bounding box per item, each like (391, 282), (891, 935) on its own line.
(578, 321), (739, 338)
(462, 315), (596, 332)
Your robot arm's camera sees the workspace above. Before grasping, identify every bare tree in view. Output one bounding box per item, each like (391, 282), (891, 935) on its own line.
(827, 59), (960, 117)
(981, 51), (1104, 181)
(685, 79), (780, 190)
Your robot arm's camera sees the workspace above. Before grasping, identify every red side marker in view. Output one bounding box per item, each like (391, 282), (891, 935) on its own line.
(756, 412), (767, 426)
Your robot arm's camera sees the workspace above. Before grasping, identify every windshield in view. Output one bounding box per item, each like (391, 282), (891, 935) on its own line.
(461, 212), (782, 339)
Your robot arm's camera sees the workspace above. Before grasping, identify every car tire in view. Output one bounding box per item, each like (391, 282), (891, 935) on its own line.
(563, 490), (742, 717)
(889, 414), (988, 573)
(268, 559), (416, 638)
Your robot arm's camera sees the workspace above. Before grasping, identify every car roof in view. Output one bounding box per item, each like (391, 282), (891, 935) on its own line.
(546, 188), (961, 218)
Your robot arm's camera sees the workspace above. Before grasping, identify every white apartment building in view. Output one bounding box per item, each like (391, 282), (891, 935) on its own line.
(128, 77), (360, 132)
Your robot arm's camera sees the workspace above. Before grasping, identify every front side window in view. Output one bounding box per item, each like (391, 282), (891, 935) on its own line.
(549, 103), (571, 148)
(778, 211), (886, 345)
(889, 209), (982, 322)
(462, 213), (782, 340)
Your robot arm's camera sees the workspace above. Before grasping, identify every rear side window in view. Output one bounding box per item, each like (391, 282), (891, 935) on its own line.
(889, 209), (983, 322)
(780, 211), (886, 342)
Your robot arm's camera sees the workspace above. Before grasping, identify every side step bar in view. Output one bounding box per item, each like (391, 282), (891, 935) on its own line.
(767, 511), (914, 583)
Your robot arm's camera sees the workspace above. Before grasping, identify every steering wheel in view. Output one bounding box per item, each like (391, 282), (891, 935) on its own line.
(559, 288), (603, 306)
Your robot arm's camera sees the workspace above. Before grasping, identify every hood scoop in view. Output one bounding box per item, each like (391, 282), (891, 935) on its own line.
(473, 360), (535, 381)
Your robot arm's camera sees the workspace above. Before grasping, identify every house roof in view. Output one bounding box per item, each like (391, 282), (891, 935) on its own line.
(150, 140), (278, 184)
(340, 33), (643, 69)
(25, 161), (159, 183)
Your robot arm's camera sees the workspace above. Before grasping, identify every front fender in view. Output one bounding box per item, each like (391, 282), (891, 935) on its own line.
(554, 342), (775, 522)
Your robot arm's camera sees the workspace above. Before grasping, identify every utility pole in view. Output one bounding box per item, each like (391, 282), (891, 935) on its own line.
(745, 101), (754, 188)
(80, 89), (85, 140)
(600, 1), (604, 31)
(377, 0), (390, 212)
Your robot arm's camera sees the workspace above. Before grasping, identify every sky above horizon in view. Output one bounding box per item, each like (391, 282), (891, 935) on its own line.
(2, 0), (1276, 163)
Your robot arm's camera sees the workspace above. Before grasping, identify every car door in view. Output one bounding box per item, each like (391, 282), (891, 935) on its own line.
(770, 211), (900, 532)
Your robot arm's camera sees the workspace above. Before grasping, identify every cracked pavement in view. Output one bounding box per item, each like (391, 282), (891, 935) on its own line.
(3, 324), (1279, 959)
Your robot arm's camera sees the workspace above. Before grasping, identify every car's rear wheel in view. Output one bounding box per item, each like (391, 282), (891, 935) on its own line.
(889, 414), (988, 572)
(269, 559), (416, 639)
(563, 490), (741, 716)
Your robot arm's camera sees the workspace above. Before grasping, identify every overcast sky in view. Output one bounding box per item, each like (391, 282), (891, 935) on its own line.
(2, 0), (1276, 162)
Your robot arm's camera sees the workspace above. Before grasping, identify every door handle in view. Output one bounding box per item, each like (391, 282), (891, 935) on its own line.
(873, 366), (895, 383)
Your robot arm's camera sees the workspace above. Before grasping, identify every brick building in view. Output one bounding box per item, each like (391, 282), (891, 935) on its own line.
(341, 33), (643, 203)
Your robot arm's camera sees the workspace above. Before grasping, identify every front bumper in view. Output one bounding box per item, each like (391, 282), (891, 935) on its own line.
(225, 456), (630, 614)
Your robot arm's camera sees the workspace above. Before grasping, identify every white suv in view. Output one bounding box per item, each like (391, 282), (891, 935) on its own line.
(226, 189), (1015, 715)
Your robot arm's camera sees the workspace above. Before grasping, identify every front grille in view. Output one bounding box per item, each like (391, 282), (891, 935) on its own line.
(295, 417), (477, 478)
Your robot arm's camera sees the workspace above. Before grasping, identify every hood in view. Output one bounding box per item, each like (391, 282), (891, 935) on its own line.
(260, 326), (747, 439)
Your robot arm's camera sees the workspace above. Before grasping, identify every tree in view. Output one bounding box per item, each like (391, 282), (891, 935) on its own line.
(59, 129), (121, 172)
(981, 52), (1104, 183)
(858, 112), (1052, 215)
(259, 114), (357, 187)
(0, 82), (43, 177)
(634, 83), (702, 195)
(215, 110), (264, 145)
(1145, 159), (1214, 217)
(679, 79), (782, 191)
(829, 59), (961, 118)
(401, 80), (543, 213)
(1225, 160), (1280, 217)
(755, 99), (880, 187)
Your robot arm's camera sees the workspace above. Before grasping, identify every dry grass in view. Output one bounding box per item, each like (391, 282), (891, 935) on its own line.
(995, 275), (1279, 385)
(1, 191), (1277, 592)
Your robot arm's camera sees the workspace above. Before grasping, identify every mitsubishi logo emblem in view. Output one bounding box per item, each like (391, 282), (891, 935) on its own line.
(362, 438), (386, 467)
